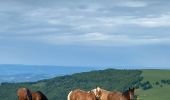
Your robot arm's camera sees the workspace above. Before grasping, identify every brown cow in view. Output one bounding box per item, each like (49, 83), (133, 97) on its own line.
(68, 89), (96, 100)
(17, 88), (32, 100)
(31, 91), (48, 100)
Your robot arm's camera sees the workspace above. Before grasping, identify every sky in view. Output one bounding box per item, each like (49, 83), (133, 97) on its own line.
(0, 0), (170, 68)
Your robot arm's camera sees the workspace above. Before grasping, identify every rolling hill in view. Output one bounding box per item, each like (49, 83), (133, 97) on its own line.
(0, 69), (142, 100)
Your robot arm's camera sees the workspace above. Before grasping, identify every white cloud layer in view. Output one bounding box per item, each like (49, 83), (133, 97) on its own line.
(0, 0), (170, 46)
(117, 1), (148, 7)
(131, 14), (170, 27)
(38, 32), (170, 46)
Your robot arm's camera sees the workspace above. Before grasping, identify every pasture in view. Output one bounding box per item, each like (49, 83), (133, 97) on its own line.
(136, 69), (170, 100)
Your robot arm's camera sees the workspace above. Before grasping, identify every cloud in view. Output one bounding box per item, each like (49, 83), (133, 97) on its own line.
(131, 14), (170, 27)
(96, 14), (170, 28)
(37, 32), (170, 46)
(0, 0), (170, 46)
(39, 32), (110, 45)
(117, 1), (148, 7)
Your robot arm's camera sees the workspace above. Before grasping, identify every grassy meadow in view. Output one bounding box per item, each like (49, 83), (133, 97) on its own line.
(136, 69), (170, 100)
(0, 69), (170, 100)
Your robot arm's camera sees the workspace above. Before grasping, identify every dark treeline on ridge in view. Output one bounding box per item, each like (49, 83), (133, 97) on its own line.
(0, 69), (142, 100)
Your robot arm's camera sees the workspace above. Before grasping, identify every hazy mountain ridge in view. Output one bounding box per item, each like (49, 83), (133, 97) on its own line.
(0, 73), (56, 83)
(0, 64), (98, 83)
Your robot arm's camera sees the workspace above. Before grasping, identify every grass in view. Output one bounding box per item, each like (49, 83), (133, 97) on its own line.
(136, 69), (170, 100)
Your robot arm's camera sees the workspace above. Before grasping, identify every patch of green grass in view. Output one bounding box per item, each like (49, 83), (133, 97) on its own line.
(142, 69), (170, 82)
(136, 69), (170, 100)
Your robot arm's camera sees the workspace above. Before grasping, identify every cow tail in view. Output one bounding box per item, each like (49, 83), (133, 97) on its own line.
(67, 91), (72, 100)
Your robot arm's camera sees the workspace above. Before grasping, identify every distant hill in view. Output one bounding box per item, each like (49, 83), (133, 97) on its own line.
(0, 64), (98, 83)
(0, 69), (142, 100)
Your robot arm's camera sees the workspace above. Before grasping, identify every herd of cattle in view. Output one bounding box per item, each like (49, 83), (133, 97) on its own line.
(17, 87), (135, 100)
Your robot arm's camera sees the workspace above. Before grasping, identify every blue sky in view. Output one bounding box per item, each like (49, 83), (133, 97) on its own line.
(0, 0), (170, 68)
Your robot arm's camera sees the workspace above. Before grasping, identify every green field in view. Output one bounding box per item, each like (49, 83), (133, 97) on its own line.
(136, 69), (170, 100)
(0, 69), (170, 100)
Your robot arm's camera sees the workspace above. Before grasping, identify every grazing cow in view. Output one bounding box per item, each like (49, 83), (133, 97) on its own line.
(31, 91), (48, 100)
(17, 88), (32, 100)
(68, 89), (96, 100)
(94, 87), (135, 100)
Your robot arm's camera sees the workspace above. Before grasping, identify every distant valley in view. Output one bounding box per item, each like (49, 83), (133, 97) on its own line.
(0, 64), (98, 83)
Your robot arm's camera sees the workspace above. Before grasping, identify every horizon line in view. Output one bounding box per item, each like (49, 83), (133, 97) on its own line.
(0, 64), (170, 70)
